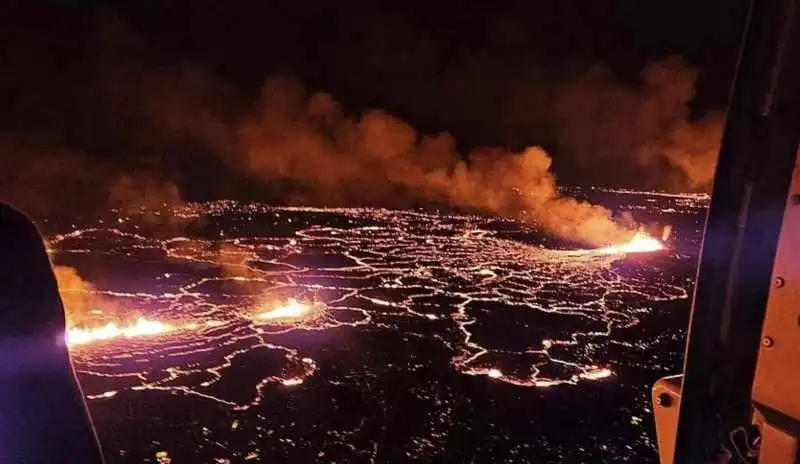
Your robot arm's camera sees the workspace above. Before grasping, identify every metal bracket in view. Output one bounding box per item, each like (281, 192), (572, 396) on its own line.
(653, 375), (683, 464)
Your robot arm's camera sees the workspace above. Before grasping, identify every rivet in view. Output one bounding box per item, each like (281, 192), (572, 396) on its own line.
(763, 336), (774, 348)
(775, 277), (786, 288)
(656, 392), (673, 408)
(791, 194), (800, 206)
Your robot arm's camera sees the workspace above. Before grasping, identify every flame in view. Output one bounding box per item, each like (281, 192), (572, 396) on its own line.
(64, 298), (316, 348)
(257, 298), (311, 321)
(594, 231), (664, 255)
(67, 317), (172, 347)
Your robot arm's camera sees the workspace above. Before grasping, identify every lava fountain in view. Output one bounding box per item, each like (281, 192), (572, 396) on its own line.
(594, 231), (665, 255)
(67, 317), (173, 347)
(255, 298), (326, 326)
(258, 298), (310, 321)
(64, 298), (324, 348)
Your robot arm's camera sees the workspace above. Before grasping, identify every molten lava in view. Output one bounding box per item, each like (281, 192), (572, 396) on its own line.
(67, 317), (172, 347)
(595, 232), (664, 255)
(65, 298), (319, 348)
(257, 298), (311, 321)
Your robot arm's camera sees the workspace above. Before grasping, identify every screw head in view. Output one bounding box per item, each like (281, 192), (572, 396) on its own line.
(791, 194), (800, 206)
(656, 392), (673, 408)
(776, 277), (786, 288)
(763, 336), (774, 348)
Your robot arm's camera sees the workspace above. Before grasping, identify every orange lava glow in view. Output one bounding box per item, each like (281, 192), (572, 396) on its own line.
(595, 232), (664, 255)
(67, 317), (173, 347)
(579, 367), (613, 380)
(257, 298), (311, 321)
(65, 299), (318, 349)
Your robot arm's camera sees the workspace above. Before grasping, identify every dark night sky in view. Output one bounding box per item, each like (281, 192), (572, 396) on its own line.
(0, 0), (751, 217)
(111, 0), (748, 111)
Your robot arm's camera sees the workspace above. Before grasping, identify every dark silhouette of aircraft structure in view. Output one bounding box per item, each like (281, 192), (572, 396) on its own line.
(0, 203), (105, 464)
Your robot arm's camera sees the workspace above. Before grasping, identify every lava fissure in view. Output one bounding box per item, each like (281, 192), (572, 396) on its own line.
(50, 204), (687, 410)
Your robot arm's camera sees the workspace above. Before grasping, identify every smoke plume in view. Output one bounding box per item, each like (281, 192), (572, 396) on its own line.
(0, 10), (725, 246)
(233, 75), (634, 245)
(53, 265), (120, 326)
(108, 175), (188, 233)
(0, 133), (187, 232)
(505, 56), (724, 190)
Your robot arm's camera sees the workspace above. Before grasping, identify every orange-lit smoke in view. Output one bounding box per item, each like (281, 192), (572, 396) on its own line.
(108, 175), (187, 232)
(0, 15), (718, 246)
(0, 133), (186, 229)
(237, 77), (635, 245)
(507, 56), (724, 191)
(53, 265), (119, 326)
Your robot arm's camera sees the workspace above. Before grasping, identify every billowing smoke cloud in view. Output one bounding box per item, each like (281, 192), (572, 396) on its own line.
(230, 58), (725, 243)
(236, 76), (634, 245)
(0, 133), (187, 232)
(0, 11), (723, 246)
(107, 175), (187, 232)
(659, 112), (724, 189)
(0, 14), (214, 230)
(0, 134), (104, 220)
(505, 56), (724, 190)
(53, 265), (120, 326)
